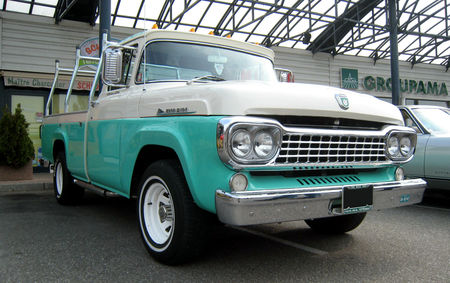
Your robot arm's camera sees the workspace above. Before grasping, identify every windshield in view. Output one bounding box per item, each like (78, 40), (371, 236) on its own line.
(411, 108), (450, 134)
(136, 41), (276, 83)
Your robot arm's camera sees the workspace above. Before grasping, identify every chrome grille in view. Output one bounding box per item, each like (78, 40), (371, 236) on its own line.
(276, 133), (386, 165)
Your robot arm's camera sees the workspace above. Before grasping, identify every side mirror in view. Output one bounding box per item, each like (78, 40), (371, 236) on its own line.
(102, 47), (124, 86)
(275, 68), (295, 83)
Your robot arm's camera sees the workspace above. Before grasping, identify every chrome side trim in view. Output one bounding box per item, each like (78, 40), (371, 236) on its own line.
(215, 178), (426, 226)
(74, 179), (119, 197)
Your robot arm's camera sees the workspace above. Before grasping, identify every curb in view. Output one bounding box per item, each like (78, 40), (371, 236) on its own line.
(0, 173), (53, 193)
(0, 182), (53, 193)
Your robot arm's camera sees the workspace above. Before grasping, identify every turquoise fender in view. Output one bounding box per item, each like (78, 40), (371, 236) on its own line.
(41, 124), (69, 164)
(116, 116), (231, 213)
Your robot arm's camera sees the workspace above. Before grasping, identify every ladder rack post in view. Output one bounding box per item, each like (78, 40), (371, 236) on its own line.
(46, 60), (61, 116)
(64, 47), (81, 113)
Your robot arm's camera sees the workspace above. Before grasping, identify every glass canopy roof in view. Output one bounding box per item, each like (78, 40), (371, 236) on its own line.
(1, 0), (449, 68)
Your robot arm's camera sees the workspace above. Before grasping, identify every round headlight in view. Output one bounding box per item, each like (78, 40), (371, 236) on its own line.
(399, 136), (412, 157)
(387, 136), (399, 157)
(231, 130), (252, 157)
(254, 131), (274, 158)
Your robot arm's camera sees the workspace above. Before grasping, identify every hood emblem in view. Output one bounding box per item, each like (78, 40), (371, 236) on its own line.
(335, 94), (350, 110)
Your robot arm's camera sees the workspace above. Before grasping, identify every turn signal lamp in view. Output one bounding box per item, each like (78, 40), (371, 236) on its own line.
(230, 173), (248, 192)
(395, 167), (405, 181)
(275, 68), (295, 83)
(152, 24), (159, 29)
(190, 28), (196, 32)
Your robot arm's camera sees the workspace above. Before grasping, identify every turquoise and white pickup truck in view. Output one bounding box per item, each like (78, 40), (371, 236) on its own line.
(42, 30), (426, 265)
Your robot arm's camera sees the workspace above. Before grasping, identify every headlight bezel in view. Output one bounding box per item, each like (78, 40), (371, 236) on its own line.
(217, 117), (282, 166)
(385, 130), (416, 162)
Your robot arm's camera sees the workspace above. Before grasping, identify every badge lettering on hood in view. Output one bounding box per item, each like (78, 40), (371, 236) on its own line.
(335, 94), (350, 110)
(157, 108), (196, 116)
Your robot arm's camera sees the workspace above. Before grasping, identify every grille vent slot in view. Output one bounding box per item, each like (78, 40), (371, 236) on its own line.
(297, 175), (361, 186)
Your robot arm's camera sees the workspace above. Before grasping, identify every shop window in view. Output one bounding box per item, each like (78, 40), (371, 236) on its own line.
(52, 93), (89, 114)
(11, 95), (44, 168)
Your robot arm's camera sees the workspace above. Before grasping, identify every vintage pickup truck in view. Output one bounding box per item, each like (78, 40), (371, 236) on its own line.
(42, 29), (426, 265)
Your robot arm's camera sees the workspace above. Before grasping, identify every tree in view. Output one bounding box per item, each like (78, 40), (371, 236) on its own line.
(0, 104), (34, 168)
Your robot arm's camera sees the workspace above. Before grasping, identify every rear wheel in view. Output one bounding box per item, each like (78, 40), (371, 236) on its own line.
(53, 151), (84, 205)
(137, 159), (209, 265)
(305, 213), (366, 234)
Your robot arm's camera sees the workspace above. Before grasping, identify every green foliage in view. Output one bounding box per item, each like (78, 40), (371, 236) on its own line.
(0, 104), (35, 168)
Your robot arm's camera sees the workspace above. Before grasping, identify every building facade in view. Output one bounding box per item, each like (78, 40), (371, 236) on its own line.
(273, 46), (449, 106)
(1, 11), (449, 171)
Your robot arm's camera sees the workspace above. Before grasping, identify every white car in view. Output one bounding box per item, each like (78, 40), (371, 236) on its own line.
(399, 105), (450, 190)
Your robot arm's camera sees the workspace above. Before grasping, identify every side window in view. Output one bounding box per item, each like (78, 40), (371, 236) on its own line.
(400, 109), (421, 133)
(109, 44), (137, 91)
(121, 46), (137, 84)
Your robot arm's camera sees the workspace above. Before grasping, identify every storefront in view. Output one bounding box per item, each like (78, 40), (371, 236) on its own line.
(0, 11), (134, 172)
(0, 71), (93, 171)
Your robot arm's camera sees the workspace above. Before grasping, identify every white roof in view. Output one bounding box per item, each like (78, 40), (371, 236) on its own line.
(121, 29), (275, 61)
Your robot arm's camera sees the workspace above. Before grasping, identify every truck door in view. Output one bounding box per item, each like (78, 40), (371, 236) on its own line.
(86, 90), (126, 192)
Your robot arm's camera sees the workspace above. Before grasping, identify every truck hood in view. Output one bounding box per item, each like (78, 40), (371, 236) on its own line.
(138, 81), (403, 125)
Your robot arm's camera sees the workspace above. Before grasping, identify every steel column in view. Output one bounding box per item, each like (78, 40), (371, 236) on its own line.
(388, 0), (401, 105)
(99, 0), (111, 52)
(98, 0), (111, 92)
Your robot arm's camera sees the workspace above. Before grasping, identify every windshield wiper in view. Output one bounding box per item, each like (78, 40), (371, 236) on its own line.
(187, 75), (226, 85)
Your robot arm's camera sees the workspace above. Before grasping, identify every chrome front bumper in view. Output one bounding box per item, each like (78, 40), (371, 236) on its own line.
(215, 178), (426, 226)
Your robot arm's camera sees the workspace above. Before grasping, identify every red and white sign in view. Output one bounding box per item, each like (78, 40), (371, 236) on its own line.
(80, 37), (101, 58)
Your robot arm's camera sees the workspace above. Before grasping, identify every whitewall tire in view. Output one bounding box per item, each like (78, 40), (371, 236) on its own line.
(137, 159), (210, 265)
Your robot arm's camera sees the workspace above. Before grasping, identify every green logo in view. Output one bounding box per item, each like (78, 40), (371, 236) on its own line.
(341, 68), (359, 89)
(335, 93), (350, 110)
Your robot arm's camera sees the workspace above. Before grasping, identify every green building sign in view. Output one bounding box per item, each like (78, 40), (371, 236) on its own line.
(341, 68), (359, 89)
(340, 68), (448, 96)
(363, 76), (448, 96)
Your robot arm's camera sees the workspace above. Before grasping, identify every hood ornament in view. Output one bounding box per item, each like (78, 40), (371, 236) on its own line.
(335, 94), (350, 110)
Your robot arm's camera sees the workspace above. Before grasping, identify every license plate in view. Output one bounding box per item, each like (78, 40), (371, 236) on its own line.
(342, 185), (373, 214)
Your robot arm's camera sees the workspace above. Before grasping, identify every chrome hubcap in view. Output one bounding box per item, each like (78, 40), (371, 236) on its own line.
(56, 162), (63, 196)
(141, 177), (175, 246)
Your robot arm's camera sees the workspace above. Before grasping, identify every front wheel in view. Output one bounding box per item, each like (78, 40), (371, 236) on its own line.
(305, 213), (366, 234)
(53, 151), (84, 205)
(137, 159), (209, 265)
